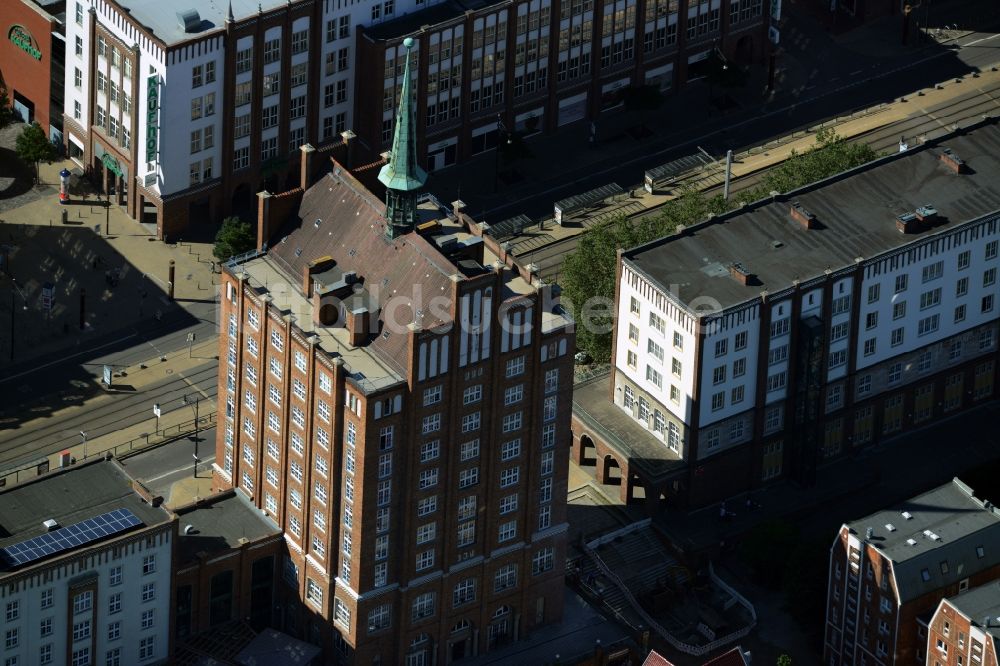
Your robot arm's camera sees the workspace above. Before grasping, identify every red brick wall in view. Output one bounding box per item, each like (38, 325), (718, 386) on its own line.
(0, 0), (56, 134)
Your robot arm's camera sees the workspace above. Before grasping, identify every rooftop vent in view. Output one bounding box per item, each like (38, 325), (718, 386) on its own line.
(183, 524), (195, 535)
(901, 511), (913, 520)
(885, 523), (896, 532)
(896, 212), (921, 234)
(294, 247), (302, 257)
(906, 538), (918, 546)
(42, 519), (59, 531)
(314, 218), (322, 228)
(790, 202), (817, 229)
(729, 262), (753, 286)
(915, 205), (938, 223)
(866, 526), (874, 540)
(940, 148), (967, 174)
(771, 240), (784, 249)
(176, 9), (202, 33)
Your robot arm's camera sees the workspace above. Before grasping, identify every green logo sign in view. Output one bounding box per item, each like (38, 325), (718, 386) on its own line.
(145, 75), (159, 163)
(8, 25), (41, 60)
(101, 152), (123, 179)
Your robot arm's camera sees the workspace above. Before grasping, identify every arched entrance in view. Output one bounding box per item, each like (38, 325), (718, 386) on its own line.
(448, 619), (474, 662)
(601, 454), (622, 485)
(487, 605), (513, 649)
(579, 434), (597, 466)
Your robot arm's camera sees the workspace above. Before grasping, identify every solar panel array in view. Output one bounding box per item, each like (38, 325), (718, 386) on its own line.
(1, 509), (143, 568)
(488, 214), (532, 241)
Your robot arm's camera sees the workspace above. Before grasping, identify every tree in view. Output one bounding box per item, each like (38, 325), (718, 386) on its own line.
(777, 655), (792, 666)
(15, 122), (57, 184)
(213, 216), (256, 262)
(0, 88), (12, 129)
(560, 131), (882, 361)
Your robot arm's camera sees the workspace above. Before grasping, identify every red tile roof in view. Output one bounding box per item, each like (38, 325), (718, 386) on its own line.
(642, 651), (676, 666)
(270, 168), (460, 378)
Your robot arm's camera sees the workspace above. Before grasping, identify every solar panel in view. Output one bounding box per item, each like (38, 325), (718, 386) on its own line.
(489, 214), (532, 241)
(1, 509), (143, 569)
(554, 183), (624, 217)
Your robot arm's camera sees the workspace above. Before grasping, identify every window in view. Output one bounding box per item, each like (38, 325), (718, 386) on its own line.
(922, 261), (944, 282)
(714, 339), (728, 357)
(767, 372), (786, 392)
(920, 288), (942, 310)
(192, 64), (203, 87)
(506, 356), (526, 377)
(500, 466), (520, 487)
(863, 338), (877, 356)
(39, 644), (53, 665)
(918, 314), (940, 336)
(711, 392), (725, 411)
(424, 385), (443, 405)
(291, 29), (309, 54)
(713, 365), (726, 384)
(412, 593), (435, 622)
(5, 600), (18, 622)
(73, 619), (91, 641)
(143, 553), (156, 574)
(39, 617), (52, 637)
(955, 304), (967, 323)
(110, 565), (122, 585)
(502, 411), (523, 433)
(233, 147), (250, 171)
(419, 468), (439, 489)
(422, 413), (441, 434)
(415, 439), (439, 464)
(461, 439), (480, 461)
(646, 366), (663, 388)
(500, 439), (522, 461)
(532, 547), (554, 575)
(894, 274), (908, 293)
(73, 648), (91, 666)
(306, 578), (323, 607)
(453, 579), (477, 607)
(983, 294), (995, 313)
(499, 519), (517, 542)
(74, 590), (93, 613)
(141, 582), (156, 602)
(417, 495), (438, 517)
(141, 609), (154, 629)
(461, 411), (482, 433)
(416, 549), (435, 571)
(770, 318), (789, 338)
(829, 350), (847, 368)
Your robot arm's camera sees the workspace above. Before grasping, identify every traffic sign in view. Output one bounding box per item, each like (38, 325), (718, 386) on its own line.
(153, 403), (161, 417)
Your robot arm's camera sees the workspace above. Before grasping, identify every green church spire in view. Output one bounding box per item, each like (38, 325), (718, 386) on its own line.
(378, 37), (427, 239)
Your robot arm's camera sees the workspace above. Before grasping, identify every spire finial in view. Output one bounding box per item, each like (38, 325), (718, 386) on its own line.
(227, 0), (234, 22)
(378, 36), (427, 239)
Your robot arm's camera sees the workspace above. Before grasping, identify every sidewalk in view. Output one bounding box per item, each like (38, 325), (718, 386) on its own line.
(0, 157), (219, 369)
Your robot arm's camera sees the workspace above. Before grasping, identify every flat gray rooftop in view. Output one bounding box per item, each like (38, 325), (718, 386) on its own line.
(626, 122), (1000, 311)
(846, 478), (1000, 603)
(572, 373), (686, 482)
(174, 492), (279, 564)
(0, 460), (171, 572)
(947, 580), (1000, 640)
(117, 0), (291, 46)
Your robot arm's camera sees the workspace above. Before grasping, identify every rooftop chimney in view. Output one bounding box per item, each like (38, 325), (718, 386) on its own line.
(896, 212), (921, 234)
(729, 262), (753, 285)
(866, 526), (874, 540)
(790, 202), (817, 229)
(915, 204), (938, 225)
(940, 148), (966, 174)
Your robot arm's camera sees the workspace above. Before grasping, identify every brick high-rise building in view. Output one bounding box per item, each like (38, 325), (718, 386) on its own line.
(212, 37), (575, 664)
(926, 580), (1000, 666)
(824, 478), (1000, 666)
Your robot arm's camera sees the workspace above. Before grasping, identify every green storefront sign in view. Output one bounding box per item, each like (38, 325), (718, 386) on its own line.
(146, 75), (159, 163)
(101, 152), (123, 179)
(8, 25), (42, 60)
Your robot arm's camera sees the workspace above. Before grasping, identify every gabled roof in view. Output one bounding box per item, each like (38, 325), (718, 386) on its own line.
(844, 478), (1000, 603)
(269, 168), (459, 376)
(943, 580), (1000, 642)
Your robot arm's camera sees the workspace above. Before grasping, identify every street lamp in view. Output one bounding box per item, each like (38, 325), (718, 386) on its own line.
(493, 113), (513, 193)
(79, 431), (88, 460)
(182, 394), (201, 477)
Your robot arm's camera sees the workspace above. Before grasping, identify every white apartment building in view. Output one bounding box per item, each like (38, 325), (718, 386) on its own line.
(61, 0), (444, 240)
(572, 121), (1000, 509)
(0, 459), (175, 666)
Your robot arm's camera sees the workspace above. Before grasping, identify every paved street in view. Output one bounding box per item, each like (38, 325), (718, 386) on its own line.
(121, 426), (217, 507)
(427, 0), (1000, 223)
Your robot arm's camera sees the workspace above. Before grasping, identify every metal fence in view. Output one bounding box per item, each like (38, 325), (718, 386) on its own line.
(0, 412), (217, 488)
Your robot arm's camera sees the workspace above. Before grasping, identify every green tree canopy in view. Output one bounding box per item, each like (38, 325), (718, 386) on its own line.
(15, 121), (57, 184)
(213, 216), (256, 262)
(561, 131), (880, 361)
